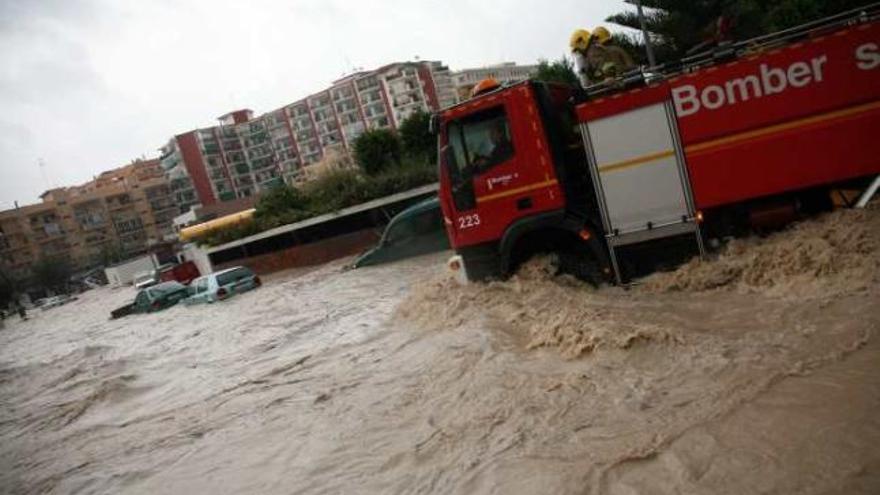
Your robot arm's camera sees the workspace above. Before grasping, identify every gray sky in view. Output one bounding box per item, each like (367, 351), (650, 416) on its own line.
(0, 0), (627, 207)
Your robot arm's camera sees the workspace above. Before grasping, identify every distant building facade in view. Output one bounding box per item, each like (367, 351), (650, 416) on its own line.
(161, 60), (456, 207)
(0, 159), (176, 282)
(451, 62), (539, 102)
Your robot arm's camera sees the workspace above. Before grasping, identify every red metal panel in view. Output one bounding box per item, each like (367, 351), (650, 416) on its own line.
(576, 21), (880, 209)
(575, 83), (670, 122)
(687, 104), (880, 208)
(677, 21), (880, 207)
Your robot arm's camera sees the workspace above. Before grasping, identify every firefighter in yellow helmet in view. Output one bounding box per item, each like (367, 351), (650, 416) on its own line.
(569, 28), (594, 88)
(570, 26), (636, 87)
(589, 26), (636, 81)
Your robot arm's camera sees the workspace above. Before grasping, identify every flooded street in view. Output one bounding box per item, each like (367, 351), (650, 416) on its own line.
(1, 207), (879, 494)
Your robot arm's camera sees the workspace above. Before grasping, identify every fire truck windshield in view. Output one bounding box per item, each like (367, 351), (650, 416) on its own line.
(444, 106), (514, 211)
(451, 106), (513, 174)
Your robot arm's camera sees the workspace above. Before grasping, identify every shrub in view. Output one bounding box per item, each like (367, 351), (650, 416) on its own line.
(533, 57), (579, 87)
(200, 157), (438, 247)
(303, 168), (369, 211)
(398, 110), (436, 163)
(353, 129), (401, 175)
(254, 185), (308, 220)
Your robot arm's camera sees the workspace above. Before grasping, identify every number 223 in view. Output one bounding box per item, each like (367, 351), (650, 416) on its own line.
(458, 214), (481, 229)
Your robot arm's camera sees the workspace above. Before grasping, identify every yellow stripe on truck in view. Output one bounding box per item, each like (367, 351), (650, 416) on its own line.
(598, 149), (676, 174)
(476, 179), (558, 204)
(685, 100), (880, 156)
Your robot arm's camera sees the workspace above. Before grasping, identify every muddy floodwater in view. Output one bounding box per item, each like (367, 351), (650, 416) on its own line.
(2, 206), (879, 494)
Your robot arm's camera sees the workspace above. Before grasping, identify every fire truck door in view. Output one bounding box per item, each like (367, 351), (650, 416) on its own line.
(580, 100), (704, 283)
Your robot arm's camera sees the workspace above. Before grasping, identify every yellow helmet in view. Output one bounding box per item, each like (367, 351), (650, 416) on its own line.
(570, 29), (591, 52)
(593, 26), (612, 45)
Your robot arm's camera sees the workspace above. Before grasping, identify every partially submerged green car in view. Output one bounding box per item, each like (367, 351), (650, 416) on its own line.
(110, 281), (189, 319)
(352, 197), (450, 269)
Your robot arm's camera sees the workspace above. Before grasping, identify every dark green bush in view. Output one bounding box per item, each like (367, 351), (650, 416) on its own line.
(352, 129), (401, 175)
(398, 110), (436, 163)
(254, 185), (308, 220)
(201, 159), (437, 247)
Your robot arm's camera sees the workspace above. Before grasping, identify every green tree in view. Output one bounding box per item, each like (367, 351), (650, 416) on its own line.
(32, 257), (71, 293)
(254, 185), (309, 219)
(606, 0), (874, 63)
(398, 110), (436, 163)
(532, 57), (579, 86)
(353, 129), (402, 175)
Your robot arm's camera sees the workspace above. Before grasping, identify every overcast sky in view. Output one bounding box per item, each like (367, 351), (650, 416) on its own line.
(0, 0), (628, 207)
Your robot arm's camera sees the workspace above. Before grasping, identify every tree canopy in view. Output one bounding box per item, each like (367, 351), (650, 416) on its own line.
(606, 0), (874, 63)
(532, 57), (579, 86)
(352, 128), (402, 176)
(398, 110), (437, 163)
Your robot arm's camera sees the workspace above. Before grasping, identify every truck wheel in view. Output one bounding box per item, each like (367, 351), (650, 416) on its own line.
(558, 250), (604, 286)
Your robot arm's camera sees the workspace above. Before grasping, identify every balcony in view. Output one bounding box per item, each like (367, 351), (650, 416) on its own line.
(149, 199), (177, 212)
(78, 219), (107, 231)
(106, 200), (135, 212)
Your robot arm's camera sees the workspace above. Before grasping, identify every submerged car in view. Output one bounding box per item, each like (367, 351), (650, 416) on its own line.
(352, 197), (450, 269)
(133, 281), (189, 313)
(184, 266), (261, 305)
(109, 281), (189, 319)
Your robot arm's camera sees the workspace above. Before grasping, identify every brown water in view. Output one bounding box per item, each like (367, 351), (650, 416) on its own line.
(1, 207), (879, 494)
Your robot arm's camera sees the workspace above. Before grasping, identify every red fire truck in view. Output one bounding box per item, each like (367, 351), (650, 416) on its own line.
(436, 7), (880, 283)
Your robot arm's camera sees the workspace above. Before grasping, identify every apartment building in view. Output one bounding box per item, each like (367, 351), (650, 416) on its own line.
(451, 62), (539, 102)
(0, 159), (177, 282)
(161, 60), (456, 206)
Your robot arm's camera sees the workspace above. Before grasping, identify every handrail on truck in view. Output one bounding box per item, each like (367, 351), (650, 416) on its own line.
(582, 2), (880, 99)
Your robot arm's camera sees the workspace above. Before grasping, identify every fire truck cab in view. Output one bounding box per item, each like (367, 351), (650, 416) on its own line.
(437, 9), (880, 283)
(436, 81), (611, 282)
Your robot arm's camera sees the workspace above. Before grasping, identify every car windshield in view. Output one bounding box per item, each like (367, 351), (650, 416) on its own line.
(216, 267), (253, 286)
(384, 207), (443, 245)
(148, 282), (184, 296)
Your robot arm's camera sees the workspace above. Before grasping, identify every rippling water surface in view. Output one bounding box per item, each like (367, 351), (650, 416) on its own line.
(2, 207), (880, 495)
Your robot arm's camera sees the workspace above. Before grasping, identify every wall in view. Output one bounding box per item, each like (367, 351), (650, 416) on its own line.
(212, 229), (380, 275)
(180, 244), (214, 276)
(104, 254), (158, 286)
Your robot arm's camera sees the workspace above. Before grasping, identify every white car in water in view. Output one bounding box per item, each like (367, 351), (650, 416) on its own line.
(184, 266), (261, 305)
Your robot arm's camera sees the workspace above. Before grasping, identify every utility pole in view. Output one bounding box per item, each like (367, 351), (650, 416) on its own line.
(634, 0), (658, 68)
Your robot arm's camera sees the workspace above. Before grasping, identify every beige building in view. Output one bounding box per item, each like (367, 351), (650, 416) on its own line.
(160, 60), (457, 205)
(0, 159), (177, 283)
(452, 62), (539, 102)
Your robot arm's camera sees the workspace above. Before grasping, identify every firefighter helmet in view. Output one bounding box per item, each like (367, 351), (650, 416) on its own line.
(471, 78), (501, 98)
(593, 26), (612, 45)
(569, 29), (591, 52)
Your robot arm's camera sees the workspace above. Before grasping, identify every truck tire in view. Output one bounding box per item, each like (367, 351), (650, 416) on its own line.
(558, 249), (604, 286)
(458, 243), (504, 281)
